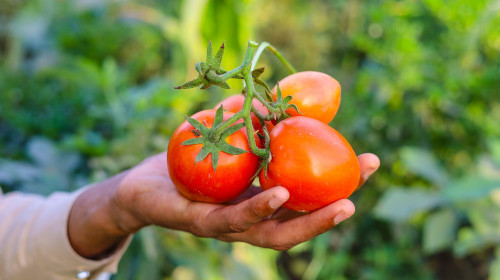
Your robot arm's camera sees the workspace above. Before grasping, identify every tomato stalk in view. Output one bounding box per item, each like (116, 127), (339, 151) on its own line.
(174, 40), (297, 170)
(248, 86), (276, 113)
(250, 106), (274, 121)
(250, 42), (297, 74)
(207, 41), (259, 139)
(240, 70), (268, 158)
(208, 41), (267, 158)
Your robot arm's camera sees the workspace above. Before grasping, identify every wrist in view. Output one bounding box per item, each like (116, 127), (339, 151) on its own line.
(68, 172), (134, 258)
(108, 171), (151, 235)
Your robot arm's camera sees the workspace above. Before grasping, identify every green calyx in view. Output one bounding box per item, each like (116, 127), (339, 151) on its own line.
(268, 83), (301, 123)
(174, 41), (243, 90)
(182, 106), (248, 171)
(175, 40), (298, 172)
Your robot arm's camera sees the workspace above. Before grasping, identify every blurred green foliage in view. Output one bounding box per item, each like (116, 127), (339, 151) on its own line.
(1, 0), (500, 279)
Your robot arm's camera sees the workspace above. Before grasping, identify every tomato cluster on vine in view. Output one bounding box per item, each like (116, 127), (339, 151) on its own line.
(167, 41), (360, 212)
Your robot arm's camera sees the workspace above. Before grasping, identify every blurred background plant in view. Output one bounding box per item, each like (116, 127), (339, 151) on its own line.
(1, 0), (499, 279)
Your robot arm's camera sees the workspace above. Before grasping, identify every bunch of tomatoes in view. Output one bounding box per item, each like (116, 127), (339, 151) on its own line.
(167, 41), (360, 212)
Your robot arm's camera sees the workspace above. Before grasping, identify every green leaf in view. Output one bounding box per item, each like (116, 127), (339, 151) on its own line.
(400, 147), (448, 186)
(275, 83), (282, 100)
(217, 81), (231, 89)
(218, 141), (247, 155)
(254, 78), (273, 101)
(221, 123), (245, 138)
(282, 95), (293, 104)
(373, 187), (444, 222)
(0, 160), (41, 184)
(194, 146), (211, 163)
(441, 175), (500, 202)
(213, 105), (224, 127)
(211, 150), (219, 171)
(288, 104), (302, 114)
(206, 40), (213, 64)
(423, 209), (458, 255)
(453, 228), (499, 257)
(185, 117), (209, 135)
(182, 138), (204, 146)
(213, 41), (225, 68)
(450, 196), (500, 257)
(490, 139), (500, 165)
(251, 67), (265, 78)
(27, 137), (58, 166)
(174, 77), (204, 89)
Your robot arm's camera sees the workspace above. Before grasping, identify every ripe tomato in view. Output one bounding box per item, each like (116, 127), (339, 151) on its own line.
(167, 110), (260, 203)
(272, 71), (341, 124)
(215, 94), (271, 132)
(259, 116), (360, 212)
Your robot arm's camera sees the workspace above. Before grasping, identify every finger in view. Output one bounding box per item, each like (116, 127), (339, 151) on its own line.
(203, 186), (290, 234)
(221, 199), (355, 250)
(356, 153), (380, 190)
(136, 152), (170, 177)
(228, 185), (264, 204)
(269, 206), (307, 220)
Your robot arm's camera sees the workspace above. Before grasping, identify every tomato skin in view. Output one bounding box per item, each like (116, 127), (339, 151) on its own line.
(259, 116), (360, 212)
(167, 110), (260, 203)
(215, 94), (271, 132)
(272, 71), (341, 124)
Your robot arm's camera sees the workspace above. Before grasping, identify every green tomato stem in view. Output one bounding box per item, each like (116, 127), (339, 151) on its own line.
(209, 40), (259, 141)
(242, 71), (268, 158)
(243, 113), (267, 158)
(208, 40), (268, 158)
(252, 89), (277, 113)
(251, 42), (297, 74)
(243, 41), (259, 67)
(218, 65), (244, 81)
(251, 107), (274, 122)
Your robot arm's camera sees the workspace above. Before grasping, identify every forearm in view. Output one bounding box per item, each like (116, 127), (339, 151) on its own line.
(0, 189), (133, 279)
(68, 171), (132, 259)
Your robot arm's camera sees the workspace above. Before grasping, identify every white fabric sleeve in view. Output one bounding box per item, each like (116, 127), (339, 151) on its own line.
(0, 189), (132, 280)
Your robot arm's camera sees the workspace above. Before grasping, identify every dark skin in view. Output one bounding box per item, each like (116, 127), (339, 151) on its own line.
(68, 152), (380, 258)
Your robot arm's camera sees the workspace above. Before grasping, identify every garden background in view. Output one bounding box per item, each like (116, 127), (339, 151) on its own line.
(1, 0), (500, 279)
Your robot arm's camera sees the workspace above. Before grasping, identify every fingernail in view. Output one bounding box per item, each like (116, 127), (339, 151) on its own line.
(363, 166), (378, 181)
(269, 195), (286, 209)
(333, 212), (351, 225)
(362, 172), (371, 181)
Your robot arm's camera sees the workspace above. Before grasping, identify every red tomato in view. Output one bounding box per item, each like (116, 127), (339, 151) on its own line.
(272, 71), (341, 124)
(259, 116), (360, 212)
(215, 95), (274, 133)
(168, 110), (260, 203)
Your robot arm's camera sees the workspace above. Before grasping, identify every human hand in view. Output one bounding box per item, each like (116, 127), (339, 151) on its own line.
(68, 152), (379, 258)
(111, 152), (380, 250)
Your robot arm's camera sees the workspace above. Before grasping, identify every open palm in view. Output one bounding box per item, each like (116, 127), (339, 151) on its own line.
(113, 152), (380, 250)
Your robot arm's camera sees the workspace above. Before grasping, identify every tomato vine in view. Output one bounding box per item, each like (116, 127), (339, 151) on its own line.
(174, 40), (298, 170)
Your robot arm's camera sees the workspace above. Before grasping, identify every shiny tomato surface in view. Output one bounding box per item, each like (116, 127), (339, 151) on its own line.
(168, 110), (259, 203)
(259, 116), (360, 212)
(272, 71), (341, 124)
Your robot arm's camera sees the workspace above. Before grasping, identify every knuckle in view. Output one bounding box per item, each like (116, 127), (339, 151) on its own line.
(189, 213), (213, 238)
(188, 223), (208, 238)
(248, 204), (267, 221)
(228, 219), (248, 233)
(271, 241), (295, 251)
(266, 235), (295, 251)
(189, 228), (205, 238)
